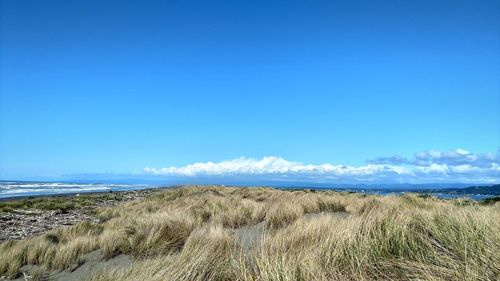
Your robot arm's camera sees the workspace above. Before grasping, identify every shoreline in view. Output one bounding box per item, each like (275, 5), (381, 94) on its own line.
(0, 188), (161, 241)
(1, 185), (498, 202)
(0, 186), (166, 202)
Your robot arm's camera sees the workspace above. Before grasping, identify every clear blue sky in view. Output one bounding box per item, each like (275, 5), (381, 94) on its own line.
(1, 0), (499, 182)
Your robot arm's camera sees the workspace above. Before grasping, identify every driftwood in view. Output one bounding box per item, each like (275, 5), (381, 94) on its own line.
(22, 271), (32, 281)
(0, 189), (152, 241)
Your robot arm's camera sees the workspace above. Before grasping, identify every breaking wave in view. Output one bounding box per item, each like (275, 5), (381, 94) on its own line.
(0, 181), (156, 199)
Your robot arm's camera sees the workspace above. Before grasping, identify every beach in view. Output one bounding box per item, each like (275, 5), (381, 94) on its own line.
(0, 189), (158, 241)
(1, 186), (499, 281)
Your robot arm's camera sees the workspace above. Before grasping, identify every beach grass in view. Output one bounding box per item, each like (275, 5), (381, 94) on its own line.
(0, 193), (129, 213)
(0, 186), (499, 280)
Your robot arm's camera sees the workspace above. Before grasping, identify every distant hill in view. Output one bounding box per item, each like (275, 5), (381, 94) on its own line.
(425, 184), (500, 196)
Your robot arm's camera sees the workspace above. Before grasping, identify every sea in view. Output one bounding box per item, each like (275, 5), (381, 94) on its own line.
(0, 180), (497, 200)
(0, 181), (157, 199)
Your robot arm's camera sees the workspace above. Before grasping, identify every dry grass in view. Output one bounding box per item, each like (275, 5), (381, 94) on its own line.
(1, 186), (499, 280)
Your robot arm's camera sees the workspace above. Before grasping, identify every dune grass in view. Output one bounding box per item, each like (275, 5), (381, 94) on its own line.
(0, 192), (131, 213)
(1, 186), (499, 280)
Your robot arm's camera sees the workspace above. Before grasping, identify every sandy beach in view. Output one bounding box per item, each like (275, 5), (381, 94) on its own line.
(0, 189), (159, 241)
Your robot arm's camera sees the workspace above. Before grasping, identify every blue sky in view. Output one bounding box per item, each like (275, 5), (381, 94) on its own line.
(1, 0), (499, 183)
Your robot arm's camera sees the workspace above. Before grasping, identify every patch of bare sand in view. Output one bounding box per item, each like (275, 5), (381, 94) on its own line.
(8, 250), (132, 281)
(233, 211), (349, 250)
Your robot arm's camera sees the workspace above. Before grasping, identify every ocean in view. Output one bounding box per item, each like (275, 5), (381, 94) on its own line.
(0, 181), (157, 199)
(0, 181), (497, 200)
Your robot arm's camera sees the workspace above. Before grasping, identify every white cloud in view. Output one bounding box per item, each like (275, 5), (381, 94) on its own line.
(369, 148), (499, 168)
(142, 149), (500, 183)
(144, 156), (408, 178)
(413, 163), (449, 175)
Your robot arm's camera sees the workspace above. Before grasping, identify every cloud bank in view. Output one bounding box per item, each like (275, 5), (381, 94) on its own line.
(143, 149), (500, 184)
